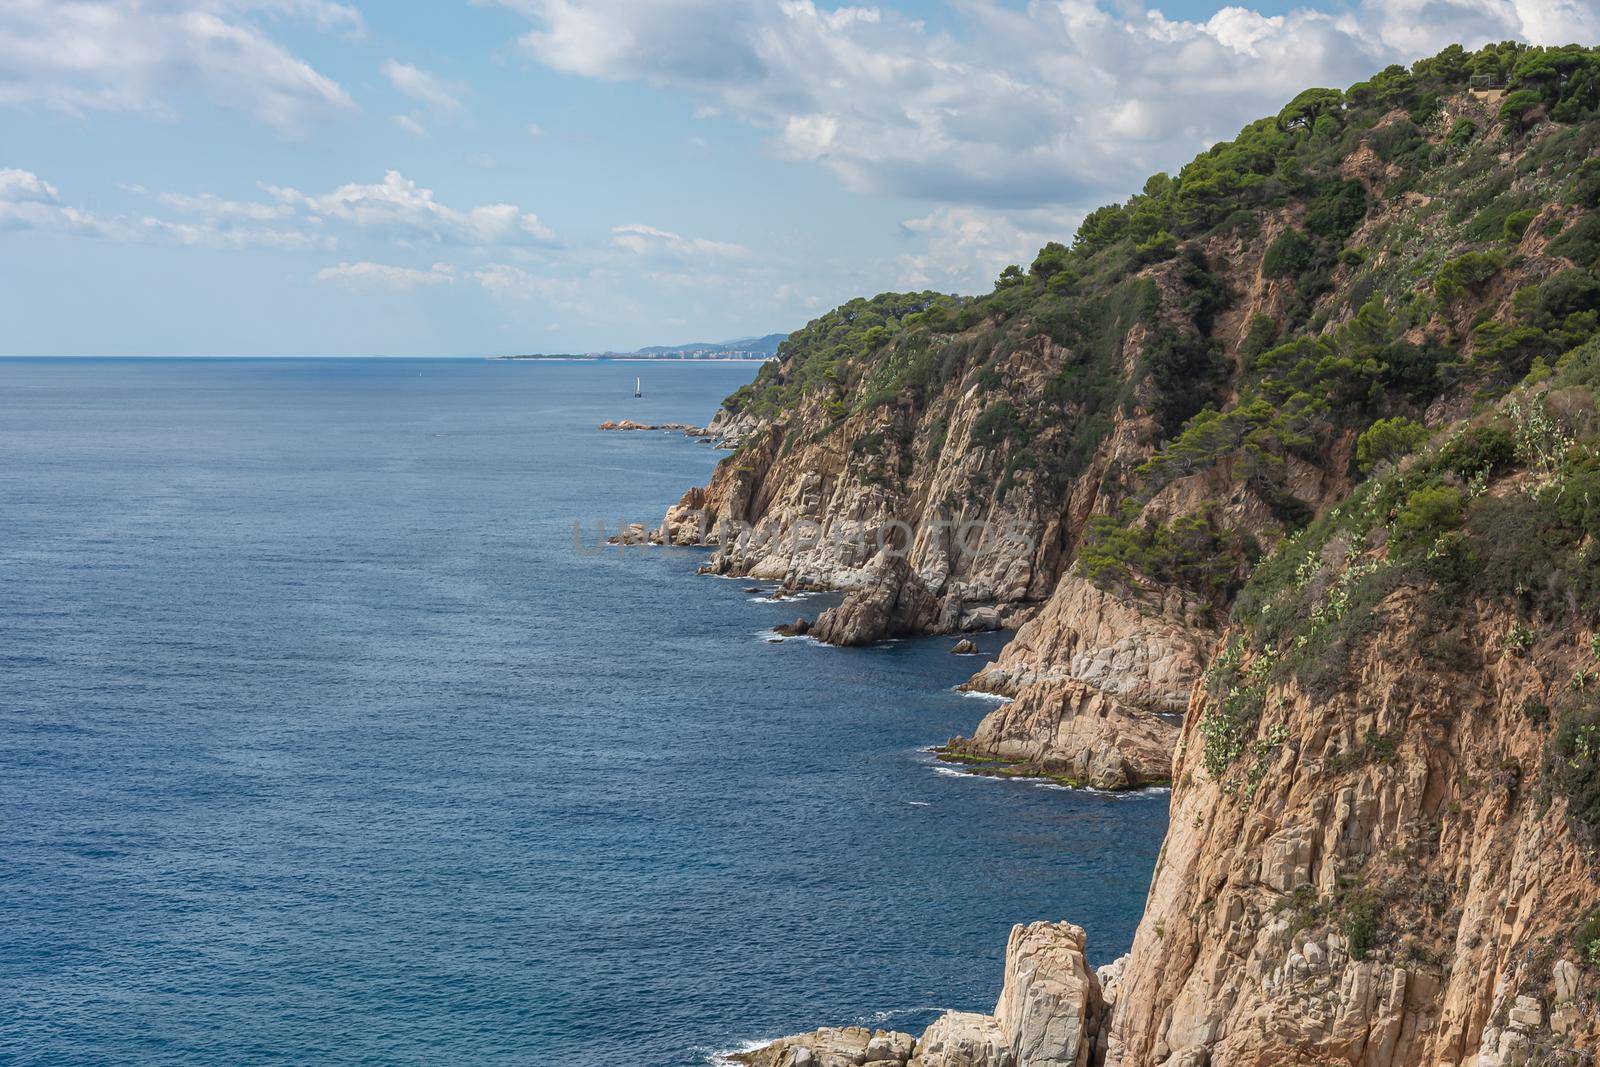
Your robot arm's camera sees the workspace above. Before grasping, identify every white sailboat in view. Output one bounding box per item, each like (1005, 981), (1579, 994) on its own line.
(634, 376), (642, 398)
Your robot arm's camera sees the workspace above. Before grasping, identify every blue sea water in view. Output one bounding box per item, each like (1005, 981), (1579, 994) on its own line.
(0, 357), (1168, 1066)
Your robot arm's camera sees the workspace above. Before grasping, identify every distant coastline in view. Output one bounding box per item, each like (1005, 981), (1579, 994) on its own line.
(491, 331), (787, 362)
(490, 353), (775, 362)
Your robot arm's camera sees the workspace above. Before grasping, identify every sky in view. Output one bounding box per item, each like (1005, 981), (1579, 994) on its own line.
(1, 0), (1596, 356)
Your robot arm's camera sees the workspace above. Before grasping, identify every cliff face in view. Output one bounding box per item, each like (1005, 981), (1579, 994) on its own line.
(695, 41), (1600, 1064)
(1105, 341), (1600, 1063)
(1105, 595), (1600, 1066)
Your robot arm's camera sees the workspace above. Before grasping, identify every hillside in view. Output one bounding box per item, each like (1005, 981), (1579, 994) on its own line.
(661, 41), (1600, 1067)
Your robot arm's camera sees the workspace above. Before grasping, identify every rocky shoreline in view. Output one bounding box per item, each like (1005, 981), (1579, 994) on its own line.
(731, 922), (1112, 1067)
(642, 53), (1600, 1065)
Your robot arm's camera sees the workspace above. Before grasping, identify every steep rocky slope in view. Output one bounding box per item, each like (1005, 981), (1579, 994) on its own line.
(656, 42), (1600, 794)
(700, 40), (1600, 1067)
(1102, 347), (1600, 1064)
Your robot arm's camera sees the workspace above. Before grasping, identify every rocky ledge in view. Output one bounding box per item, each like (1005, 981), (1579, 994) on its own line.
(599, 418), (711, 436)
(600, 406), (762, 449)
(733, 921), (1107, 1067)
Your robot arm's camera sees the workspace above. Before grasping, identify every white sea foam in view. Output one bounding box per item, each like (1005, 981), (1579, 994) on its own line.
(755, 629), (834, 648)
(955, 688), (1010, 704)
(932, 765), (995, 779)
(703, 1038), (776, 1065)
(859, 1005), (949, 1025)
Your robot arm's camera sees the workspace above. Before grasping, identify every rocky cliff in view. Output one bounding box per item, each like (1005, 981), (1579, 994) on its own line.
(690, 41), (1600, 1064)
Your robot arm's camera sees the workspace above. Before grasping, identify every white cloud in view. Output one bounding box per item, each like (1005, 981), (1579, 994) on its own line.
(382, 59), (464, 137)
(0, 0), (357, 133)
(611, 223), (748, 259)
(250, 0), (365, 34)
(317, 261), (457, 288)
(126, 185), (296, 221)
(11, 169), (558, 255)
(382, 60), (463, 113)
(490, 0), (1600, 209)
(526, 122), (546, 137)
(267, 171), (557, 245)
(393, 113), (430, 137)
(0, 167), (60, 205)
(896, 205), (1081, 291)
(2, 166), (331, 248)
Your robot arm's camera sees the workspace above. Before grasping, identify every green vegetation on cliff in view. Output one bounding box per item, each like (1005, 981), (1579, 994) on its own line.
(718, 41), (1600, 680)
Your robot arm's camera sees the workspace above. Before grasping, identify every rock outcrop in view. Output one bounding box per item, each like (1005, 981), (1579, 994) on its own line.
(598, 409), (760, 451)
(733, 1027), (917, 1067)
(741, 923), (1106, 1067)
(953, 684), (1175, 790)
(950, 574), (1214, 787)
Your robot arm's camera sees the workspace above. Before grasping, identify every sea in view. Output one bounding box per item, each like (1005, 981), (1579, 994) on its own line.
(0, 357), (1168, 1066)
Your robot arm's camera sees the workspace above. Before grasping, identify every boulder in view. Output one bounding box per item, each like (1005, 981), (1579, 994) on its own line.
(909, 1012), (1013, 1066)
(952, 639), (980, 655)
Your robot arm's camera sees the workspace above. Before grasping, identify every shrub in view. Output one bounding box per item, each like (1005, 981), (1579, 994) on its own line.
(1357, 416), (1430, 471)
(970, 401), (1024, 448)
(1436, 425), (1517, 481)
(1078, 510), (1253, 608)
(1545, 698), (1600, 846)
(1435, 251), (1502, 303)
(1572, 157), (1600, 209)
(1264, 229), (1314, 278)
(1577, 912), (1600, 970)
(1392, 484), (1465, 547)
(1536, 269), (1600, 321)
(1549, 215), (1600, 270)
(1343, 891), (1382, 961)
(1502, 209), (1537, 243)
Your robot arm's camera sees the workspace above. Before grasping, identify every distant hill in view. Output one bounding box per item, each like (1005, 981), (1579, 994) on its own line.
(631, 333), (787, 359)
(495, 332), (788, 361)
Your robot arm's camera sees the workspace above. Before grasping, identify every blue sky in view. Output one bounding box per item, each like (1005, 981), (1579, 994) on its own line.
(1, 0), (1594, 356)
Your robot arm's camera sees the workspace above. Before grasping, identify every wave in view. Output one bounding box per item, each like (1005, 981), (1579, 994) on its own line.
(701, 1037), (776, 1065)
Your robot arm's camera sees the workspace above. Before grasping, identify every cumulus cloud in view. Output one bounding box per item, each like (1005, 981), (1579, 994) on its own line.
(266, 171), (557, 245)
(611, 223), (748, 259)
(0, 0), (357, 133)
(317, 261), (457, 288)
(491, 0), (1599, 208)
